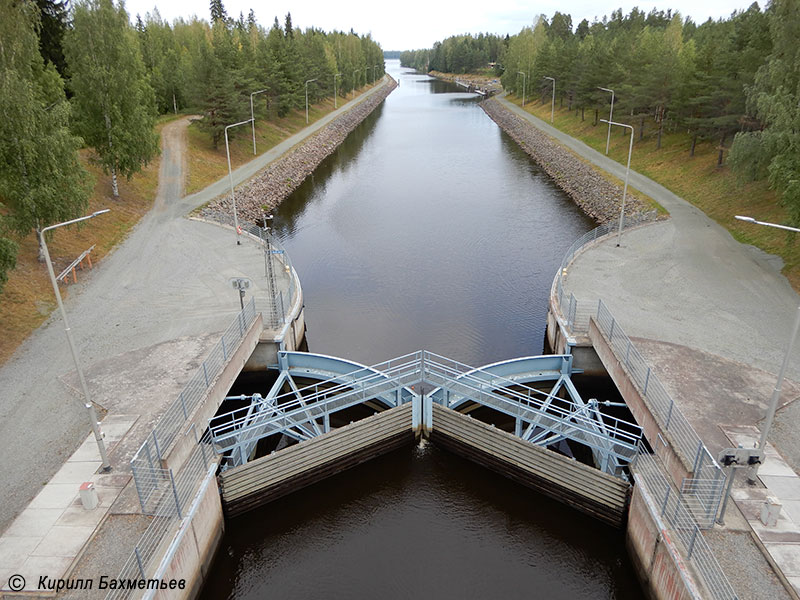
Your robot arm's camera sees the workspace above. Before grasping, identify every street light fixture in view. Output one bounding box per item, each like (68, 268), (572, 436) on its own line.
(249, 88), (269, 155)
(735, 216), (800, 453)
(305, 78), (318, 124)
(601, 119), (634, 247)
(333, 73), (341, 109)
(225, 118), (254, 244)
(516, 71), (526, 107)
(544, 76), (556, 123)
(598, 86), (615, 155)
(40, 209), (112, 472)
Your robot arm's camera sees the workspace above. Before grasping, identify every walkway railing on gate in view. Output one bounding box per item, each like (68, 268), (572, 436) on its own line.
(130, 298), (257, 514)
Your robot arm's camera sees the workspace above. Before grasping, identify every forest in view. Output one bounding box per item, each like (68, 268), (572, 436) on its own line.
(401, 2), (800, 226)
(0, 0), (384, 289)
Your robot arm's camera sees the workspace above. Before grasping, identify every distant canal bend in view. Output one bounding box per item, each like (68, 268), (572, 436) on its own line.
(200, 61), (645, 599)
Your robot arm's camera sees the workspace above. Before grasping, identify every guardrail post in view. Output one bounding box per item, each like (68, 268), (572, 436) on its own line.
(152, 431), (162, 461)
(131, 462), (147, 512)
(661, 487), (671, 516)
(134, 547), (147, 579)
(609, 318), (616, 341)
(691, 441), (704, 475)
(169, 468), (183, 519)
(687, 525), (699, 559)
(666, 398), (674, 429)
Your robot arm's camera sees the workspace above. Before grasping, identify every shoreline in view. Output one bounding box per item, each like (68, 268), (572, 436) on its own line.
(201, 77), (399, 224)
(481, 96), (657, 225)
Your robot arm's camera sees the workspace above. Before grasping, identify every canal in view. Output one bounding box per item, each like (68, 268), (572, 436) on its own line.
(200, 61), (644, 599)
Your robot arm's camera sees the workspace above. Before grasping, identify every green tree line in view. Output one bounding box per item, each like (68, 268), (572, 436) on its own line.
(404, 3), (800, 224)
(400, 33), (507, 74)
(0, 0), (384, 290)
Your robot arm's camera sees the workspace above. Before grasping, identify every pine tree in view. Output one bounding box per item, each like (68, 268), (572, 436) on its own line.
(0, 0), (92, 266)
(64, 0), (159, 198)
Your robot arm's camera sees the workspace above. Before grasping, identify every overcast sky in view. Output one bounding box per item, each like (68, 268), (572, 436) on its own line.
(123, 0), (757, 51)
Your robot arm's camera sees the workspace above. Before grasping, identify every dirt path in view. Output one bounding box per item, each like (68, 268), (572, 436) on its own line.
(153, 116), (194, 211)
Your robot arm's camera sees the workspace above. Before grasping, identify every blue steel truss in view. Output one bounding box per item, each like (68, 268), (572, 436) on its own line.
(208, 350), (642, 478)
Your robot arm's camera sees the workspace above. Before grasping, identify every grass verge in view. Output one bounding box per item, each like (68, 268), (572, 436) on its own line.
(505, 94), (800, 290)
(186, 84), (378, 195)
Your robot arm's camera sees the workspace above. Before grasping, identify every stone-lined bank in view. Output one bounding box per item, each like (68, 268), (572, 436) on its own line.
(201, 78), (398, 223)
(481, 98), (657, 224)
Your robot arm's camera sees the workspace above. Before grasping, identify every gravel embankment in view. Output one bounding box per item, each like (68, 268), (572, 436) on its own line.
(202, 79), (398, 222)
(481, 98), (657, 224)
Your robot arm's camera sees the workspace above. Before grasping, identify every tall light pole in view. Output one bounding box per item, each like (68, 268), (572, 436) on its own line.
(735, 215), (800, 454)
(40, 209), (112, 472)
(353, 69), (360, 95)
(333, 73), (341, 109)
(601, 119), (634, 247)
(517, 71), (526, 107)
(598, 86), (615, 155)
(250, 88), (269, 155)
(544, 76), (555, 123)
(225, 118), (253, 244)
(305, 78), (317, 124)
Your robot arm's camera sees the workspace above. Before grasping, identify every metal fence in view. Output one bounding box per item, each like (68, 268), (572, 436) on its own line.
(553, 221), (725, 527)
(130, 298), (257, 513)
(107, 432), (218, 600)
(633, 453), (738, 600)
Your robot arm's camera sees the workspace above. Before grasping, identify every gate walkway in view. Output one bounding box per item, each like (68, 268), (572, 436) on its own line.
(210, 350), (642, 479)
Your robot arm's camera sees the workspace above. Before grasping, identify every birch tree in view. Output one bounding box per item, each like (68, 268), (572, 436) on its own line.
(65, 0), (158, 198)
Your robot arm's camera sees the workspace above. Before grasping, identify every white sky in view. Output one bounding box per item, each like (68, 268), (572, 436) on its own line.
(123, 0), (757, 51)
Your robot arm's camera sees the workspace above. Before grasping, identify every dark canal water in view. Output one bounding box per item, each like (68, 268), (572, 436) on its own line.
(200, 61), (644, 599)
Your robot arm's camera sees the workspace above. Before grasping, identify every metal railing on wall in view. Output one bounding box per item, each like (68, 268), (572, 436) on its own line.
(130, 298), (257, 514)
(553, 222), (736, 597)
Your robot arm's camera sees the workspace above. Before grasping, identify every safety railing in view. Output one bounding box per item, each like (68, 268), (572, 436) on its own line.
(198, 212), (299, 331)
(130, 298), (257, 513)
(633, 453), (738, 600)
(107, 432), (218, 600)
(594, 299), (725, 526)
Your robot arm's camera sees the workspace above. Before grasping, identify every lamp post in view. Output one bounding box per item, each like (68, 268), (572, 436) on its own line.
(598, 86), (615, 155)
(250, 88), (269, 155)
(544, 76), (555, 123)
(735, 215), (800, 454)
(40, 209), (112, 473)
(305, 78), (317, 124)
(601, 119), (634, 246)
(516, 71), (526, 107)
(225, 118), (254, 244)
(333, 73), (341, 108)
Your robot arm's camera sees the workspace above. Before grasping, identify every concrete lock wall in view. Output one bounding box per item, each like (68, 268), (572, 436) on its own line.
(588, 319), (693, 486)
(627, 481), (704, 600)
(146, 467), (225, 600)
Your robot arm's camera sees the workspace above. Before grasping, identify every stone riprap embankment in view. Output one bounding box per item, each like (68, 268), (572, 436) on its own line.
(202, 78), (398, 222)
(481, 98), (657, 224)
